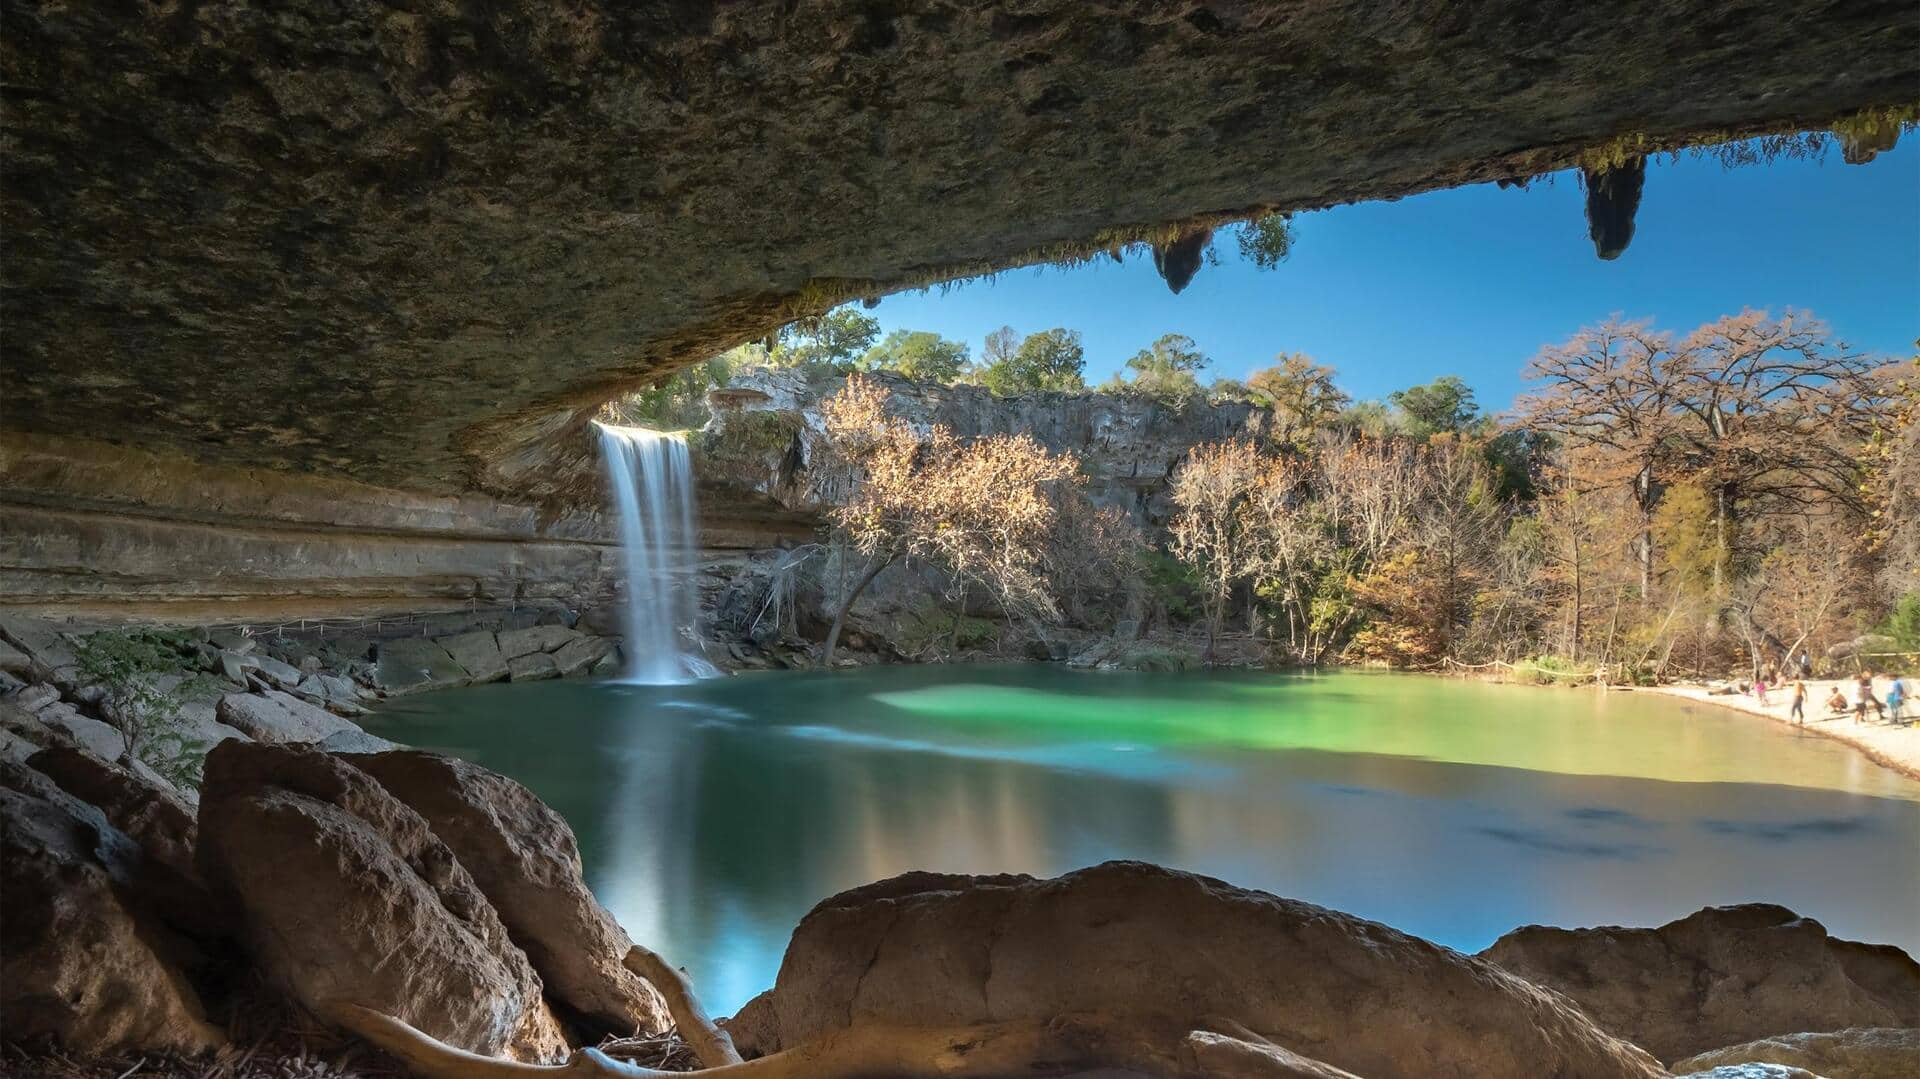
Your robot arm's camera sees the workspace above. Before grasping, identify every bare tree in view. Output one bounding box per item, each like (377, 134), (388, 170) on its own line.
(816, 376), (1079, 666)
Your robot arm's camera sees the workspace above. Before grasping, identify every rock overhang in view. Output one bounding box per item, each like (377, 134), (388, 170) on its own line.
(2, 0), (1914, 497)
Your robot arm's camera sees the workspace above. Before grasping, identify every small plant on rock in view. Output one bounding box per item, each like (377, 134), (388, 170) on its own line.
(72, 628), (223, 789)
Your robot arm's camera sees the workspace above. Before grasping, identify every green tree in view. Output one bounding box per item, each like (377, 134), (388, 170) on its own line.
(858, 329), (971, 382)
(1115, 333), (1209, 405)
(1390, 375), (1483, 438)
(981, 327), (1087, 395)
(72, 629), (222, 789)
(769, 307), (881, 370)
(1236, 213), (1296, 269)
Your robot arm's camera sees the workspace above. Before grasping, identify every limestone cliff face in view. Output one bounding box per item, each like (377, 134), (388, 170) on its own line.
(699, 367), (1261, 529)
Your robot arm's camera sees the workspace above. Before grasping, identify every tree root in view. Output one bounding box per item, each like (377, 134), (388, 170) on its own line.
(322, 1002), (1362, 1078)
(620, 946), (741, 1069)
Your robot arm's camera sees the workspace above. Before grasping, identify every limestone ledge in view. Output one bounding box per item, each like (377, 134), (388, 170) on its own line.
(0, 431), (807, 618)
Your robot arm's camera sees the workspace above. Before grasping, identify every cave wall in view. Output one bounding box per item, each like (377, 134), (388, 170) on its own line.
(4, 1), (1913, 500)
(0, 432), (806, 620)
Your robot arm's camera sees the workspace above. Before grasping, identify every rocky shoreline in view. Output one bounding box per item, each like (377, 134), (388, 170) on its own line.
(3, 733), (1916, 1078)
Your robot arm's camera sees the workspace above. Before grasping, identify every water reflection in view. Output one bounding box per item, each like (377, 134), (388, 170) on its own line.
(370, 667), (1920, 1015)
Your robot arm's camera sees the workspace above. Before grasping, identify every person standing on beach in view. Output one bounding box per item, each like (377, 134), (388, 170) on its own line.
(1754, 673), (1769, 704)
(1855, 670), (1884, 724)
(1789, 679), (1807, 725)
(1888, 674), (1908, 726)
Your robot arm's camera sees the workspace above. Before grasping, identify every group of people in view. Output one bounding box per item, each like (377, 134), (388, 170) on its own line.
(1762, 669), (1910, 726)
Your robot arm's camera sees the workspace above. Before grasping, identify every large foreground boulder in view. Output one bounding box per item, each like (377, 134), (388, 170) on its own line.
(347, 749), (671, 1038)
(196, 741), (568, 1062)
(731, 861), (1665, 1079)
(1671, 1028), (1920, 1079)
(0, 759), (222, 1054)
(1479, 904), (1920, 1062)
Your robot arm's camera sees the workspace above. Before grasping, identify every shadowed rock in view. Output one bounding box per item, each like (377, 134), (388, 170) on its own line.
(1584, 157), (1647, 259)
(346, 749), (672, 1040)
(0, 759), (223, 1055)
(730, 861), (1665, 1078)
(1479, 903), (1920, 1062)
(1152, 227), (1214, 294)
(196, 742), (568, 1062)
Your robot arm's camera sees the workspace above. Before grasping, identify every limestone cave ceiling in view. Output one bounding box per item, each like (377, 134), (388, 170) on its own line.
(2, 1), (1914, 496)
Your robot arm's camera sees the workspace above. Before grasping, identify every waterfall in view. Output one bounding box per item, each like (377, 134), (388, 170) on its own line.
(596, 423), (705, 683)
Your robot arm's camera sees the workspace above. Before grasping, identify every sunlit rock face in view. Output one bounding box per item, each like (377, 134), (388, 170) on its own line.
(4, 2), (1914, 495)
(725, 860), (1667, 1078)
(1479, 904), (1920, 1063)
(702, 367), (1260, 527)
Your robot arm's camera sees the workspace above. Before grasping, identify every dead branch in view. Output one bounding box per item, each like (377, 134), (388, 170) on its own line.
(323, 1002), (1350, 1079)
(620, 947), (742, 1069)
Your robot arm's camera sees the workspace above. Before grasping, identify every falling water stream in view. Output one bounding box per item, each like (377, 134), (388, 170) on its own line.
(596, 422), (704, 683)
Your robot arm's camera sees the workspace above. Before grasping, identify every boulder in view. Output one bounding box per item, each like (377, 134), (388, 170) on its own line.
(249, 653), (306, 689)
(497, 625), (580, 660)
(0, 759), (223, 1054)
(1479, 904), (1920, 1062)
(1671, 1028), (1920, 1079)
(317, 728), (403, 754)
(197, 742), (567, 1061)
(552, 635), (612, 678)
(216, 690), (360, 744)
(36, 701), (130, 760)
(26, 745), (198, 886)
(508, 652), (560, 682)
(0, 636), (32, 674)
(348, 750), (670, 1037)
(0, 614), (79, 680)
(373, 637), (471, 695)
(13, 682), (61, 712)
(744, 861), (1664, 1078)
(438, 631), (509, 684)
(0, 725), (38, 763)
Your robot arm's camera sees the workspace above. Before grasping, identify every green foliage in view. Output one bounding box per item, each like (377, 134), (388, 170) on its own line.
(72, 629), (220, 788)
(770, 306), (881, 370)
(1235, 213), (1296, 270)
(1876, 594), (1920, 652)
(1140, 549), (1202, 624)
(980, 327), (1087, 395)
(1110, 333), (1209, 406)
(615, 352), (740, 430)
(1332, 400), (1408, 439)
(1390, 376), (1483, 439)
(858, 329), (970, 382)
(897, 601), (999, 656)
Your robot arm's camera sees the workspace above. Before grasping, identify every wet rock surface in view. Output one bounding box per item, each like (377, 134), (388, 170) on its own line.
(741, 860), (1667, 1078)
(1479, 904), (1920, 1062)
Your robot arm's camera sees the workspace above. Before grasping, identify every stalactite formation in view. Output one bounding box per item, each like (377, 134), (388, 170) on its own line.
(1583, 156), (1648, 260)
(1152, 227), (1213, 294)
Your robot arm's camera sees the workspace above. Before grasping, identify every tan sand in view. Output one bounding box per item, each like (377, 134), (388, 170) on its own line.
(1643, 679), (1919, 780)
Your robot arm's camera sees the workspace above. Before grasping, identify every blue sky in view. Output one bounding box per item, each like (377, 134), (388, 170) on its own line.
(869, 138), (1919, 413)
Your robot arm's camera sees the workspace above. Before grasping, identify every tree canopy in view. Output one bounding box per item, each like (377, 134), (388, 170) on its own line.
(980, 328), (1088, 395)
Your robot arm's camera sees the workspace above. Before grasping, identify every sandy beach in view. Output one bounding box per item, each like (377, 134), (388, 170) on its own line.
(1644, 679), (1920, 780)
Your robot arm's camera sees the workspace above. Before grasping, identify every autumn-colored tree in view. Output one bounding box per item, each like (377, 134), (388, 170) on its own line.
(817, 376), (1079, 665)
(1168, 440), (1295, 661)
(1246, 354), (1350, 446)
